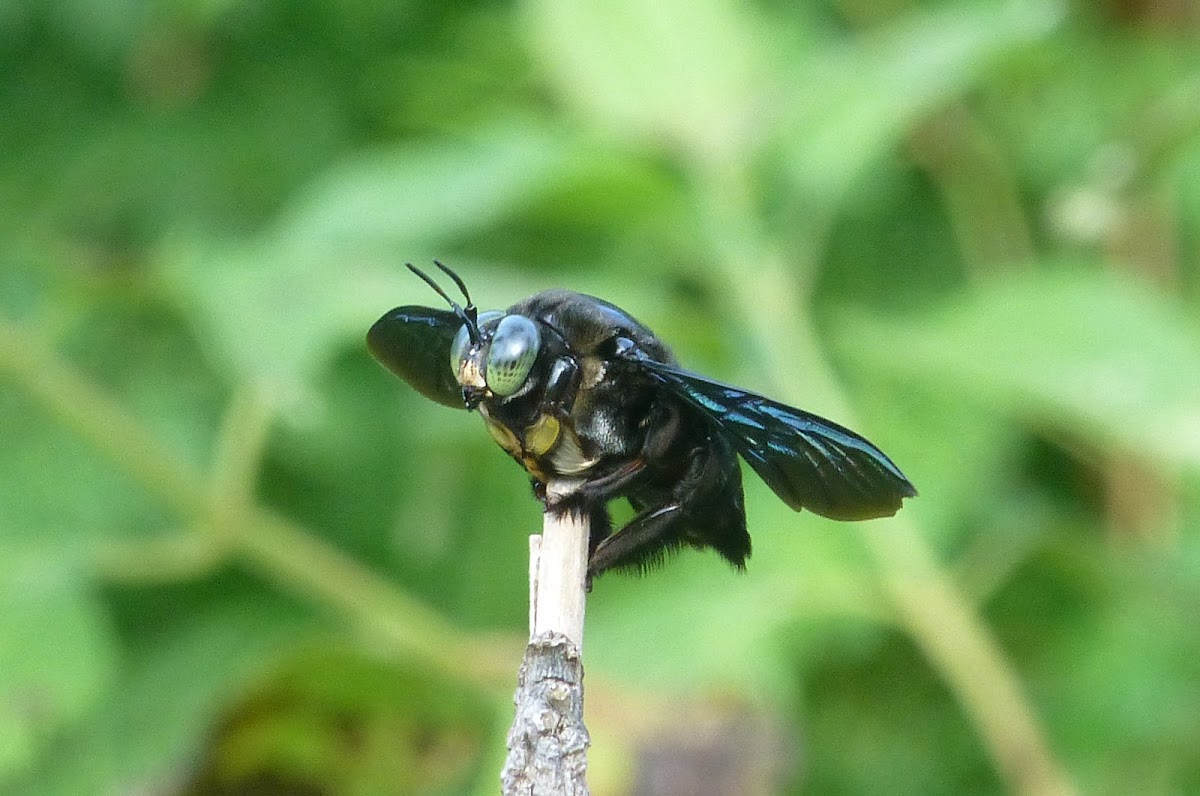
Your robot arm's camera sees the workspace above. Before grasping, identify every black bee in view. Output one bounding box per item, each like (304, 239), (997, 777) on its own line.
(368, 263), (916, 580)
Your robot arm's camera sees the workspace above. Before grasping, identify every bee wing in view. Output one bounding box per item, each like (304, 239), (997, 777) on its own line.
(636, 358), (916, 521)
(367, 306), (465, 409)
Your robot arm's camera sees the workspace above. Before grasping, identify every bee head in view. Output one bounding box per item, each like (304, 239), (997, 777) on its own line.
(408, 262), (541, 408)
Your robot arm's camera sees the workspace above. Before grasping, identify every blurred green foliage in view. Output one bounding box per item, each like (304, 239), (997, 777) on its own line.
(3, 0), (1200, 794)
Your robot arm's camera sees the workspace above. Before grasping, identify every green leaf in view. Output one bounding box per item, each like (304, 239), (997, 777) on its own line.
(521, 0), (768, 164)
(159, 125), (584, 410)
(844, 377), (1022, 549)
(0, 545), (117, 786)
(269, 124), (581, 252)
(780, 0), (1064, 207)
(834, 269), (1200, 467)
(0, 385), (174, 544)
(586, 507), (884, 698)
(10, 597), (312, 796)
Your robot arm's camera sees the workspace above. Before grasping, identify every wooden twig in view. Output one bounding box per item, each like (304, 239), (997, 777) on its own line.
(501, 480), (591, 795)
(530, 482), (589, 650)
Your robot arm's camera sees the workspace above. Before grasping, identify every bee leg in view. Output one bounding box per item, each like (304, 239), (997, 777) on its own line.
(586, 503), (613, 559)
(586, 501), (685, 578)
(588, 435), (748, 579)
(550, 398), (682, 513)
(584, 504), (612, 593)
(545, 458), (646, 514)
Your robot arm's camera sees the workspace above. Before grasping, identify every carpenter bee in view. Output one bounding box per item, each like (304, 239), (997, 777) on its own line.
(368, 262), (916, 580)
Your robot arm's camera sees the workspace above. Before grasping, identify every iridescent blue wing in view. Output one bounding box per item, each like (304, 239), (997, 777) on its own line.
(636, 358), (916, 521)
(367, 306), (465, 409)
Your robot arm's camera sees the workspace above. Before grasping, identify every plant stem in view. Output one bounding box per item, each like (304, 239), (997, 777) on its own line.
(695, 179), (1077, 796)
(502, 488), (592, 794)
(0, 318), (518, 694)
(530, 480), (589, 650)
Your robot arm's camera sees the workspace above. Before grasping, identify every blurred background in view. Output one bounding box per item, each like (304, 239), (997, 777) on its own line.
(3, 0), (1199, 794)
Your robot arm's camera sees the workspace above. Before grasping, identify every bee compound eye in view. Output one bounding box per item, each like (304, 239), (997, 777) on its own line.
(449, 323), (471, 375)
(485, 314), (541, 397)
(449, 310), (504, 378)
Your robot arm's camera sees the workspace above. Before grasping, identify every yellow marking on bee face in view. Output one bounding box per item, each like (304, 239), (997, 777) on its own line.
(480, 409), (566, 482)
(524, 414), (561, 457)
(484, 418), (521, 456)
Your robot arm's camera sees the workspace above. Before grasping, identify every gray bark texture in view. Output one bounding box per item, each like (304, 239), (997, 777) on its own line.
(500, 632), (590, 795)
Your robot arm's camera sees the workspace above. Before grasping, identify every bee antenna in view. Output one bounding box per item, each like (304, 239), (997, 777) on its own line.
(433, 260), (473, 310)
(406, 262), (480, 343)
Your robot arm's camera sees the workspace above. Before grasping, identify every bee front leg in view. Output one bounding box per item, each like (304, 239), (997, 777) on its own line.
(549, 398), (682, 513)
(545, 458), (646, 515)
(587, 434), (748, 580)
